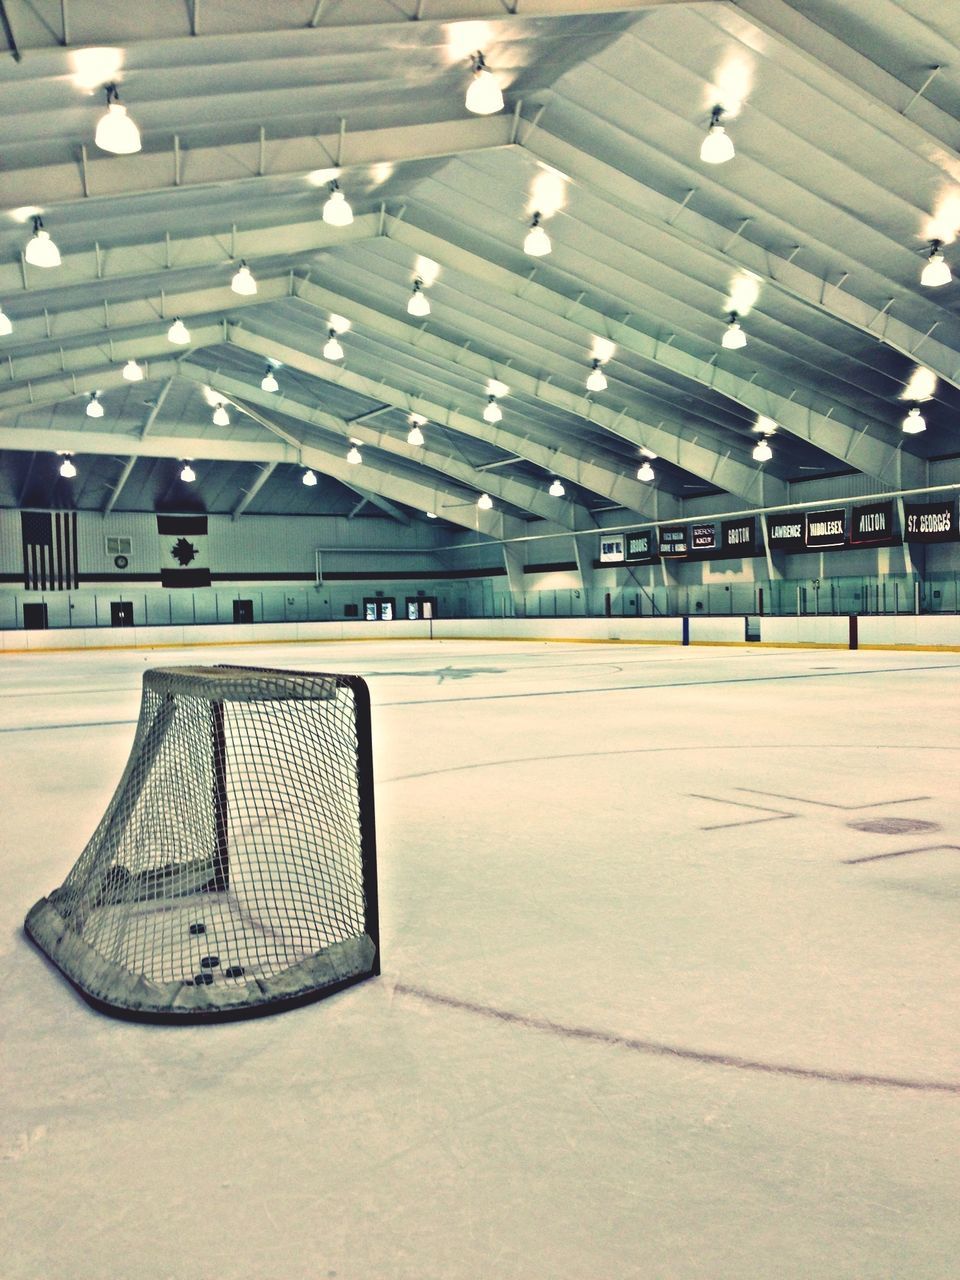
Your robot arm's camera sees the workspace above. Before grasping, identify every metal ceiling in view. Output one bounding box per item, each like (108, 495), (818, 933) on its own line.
(0, 0), (958, 541)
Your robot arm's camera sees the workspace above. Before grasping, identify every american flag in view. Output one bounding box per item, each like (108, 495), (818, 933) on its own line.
(20, 511), (79, 590)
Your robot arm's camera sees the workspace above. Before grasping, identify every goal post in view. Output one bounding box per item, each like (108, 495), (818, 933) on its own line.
(24, 665), (380, 1023)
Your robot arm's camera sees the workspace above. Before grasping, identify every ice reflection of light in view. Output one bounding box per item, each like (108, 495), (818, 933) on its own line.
(704, 49), (756, 118)
(416, 256), (440, 287)
(924, 192), (960, 245)
(725, 271), (761, 317)
(592, 337), (617, 363)
(70, 47), (124, 93)
(527, 166), (568, 218)
(902, 365), (937, 402)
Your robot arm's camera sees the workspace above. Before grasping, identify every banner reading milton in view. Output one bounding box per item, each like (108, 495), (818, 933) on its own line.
(157, 514), (211, 587)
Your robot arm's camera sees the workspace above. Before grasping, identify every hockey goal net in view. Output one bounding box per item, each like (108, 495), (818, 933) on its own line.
(24, 665), (380, 1021)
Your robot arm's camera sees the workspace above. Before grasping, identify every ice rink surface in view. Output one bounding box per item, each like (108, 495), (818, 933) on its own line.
(2, 637), (959, 1280)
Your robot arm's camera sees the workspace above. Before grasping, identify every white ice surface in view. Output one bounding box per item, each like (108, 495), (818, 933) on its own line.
(2, 639), (959, 1280)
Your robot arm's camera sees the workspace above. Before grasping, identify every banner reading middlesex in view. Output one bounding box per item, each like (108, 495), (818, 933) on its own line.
(904, 500), (958, 543)
(804, 507), (846, 548)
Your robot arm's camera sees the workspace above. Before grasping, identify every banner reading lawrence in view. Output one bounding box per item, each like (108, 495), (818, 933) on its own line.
(904, 500), (957, 543)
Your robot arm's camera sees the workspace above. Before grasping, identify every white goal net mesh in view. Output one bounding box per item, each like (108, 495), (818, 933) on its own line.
(25, 665), (379, 1021)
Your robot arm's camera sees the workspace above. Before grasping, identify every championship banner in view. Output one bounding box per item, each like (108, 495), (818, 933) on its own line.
(21, 510), (79, 590)
(658, 525), (688, 557)
(903, 500), (958, 543)
(599, 535), (625, 563)
(157, 514), (211, 587)
(850, 501), (895, 545)
(690, 523), (716, 551)
(624, 529), (658, 563)
(765, 514), (805, 552)
(721, 517), (756, 556)
(804, 507), (846, 548)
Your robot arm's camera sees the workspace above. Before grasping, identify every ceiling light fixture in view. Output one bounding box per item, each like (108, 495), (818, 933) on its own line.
(722, 311), (747, 349)
(636, 460), (655, 483)
(212, 402), (230, 427)
(302, 468), (318, 486)
(920, 240), (952, 288)
(0, 306), (12, 336)
(465, 51), (504, 116)
(347, 445), (362, 465)
(25, 216), (61, 268)
(58, 454), (77, 478)
(524, 211), (551, 257)
(407, 277), (430, 317)
(483, 395), (503, 423)
(85, 391), (104, 418)
(548, 478), (565, 497)
(407, 416), (426, 446)
(180, 462), (196, 483)
(700, 106), (735, 164)
(323, 329), (344, 361)
(752, 437), (773, 462)
(261, 366), (279, 392)
(167, 317), (190, 345)
(477, 492), (493, 510)
(121, 358), (143, 381)
(322, 181), (353, 227)
(94, 83), (142, 154)
(586, 358), (607, 392)
(231, 261), (257, 296)
(426, 511), (437, 519)
(902, 406), (926, 434)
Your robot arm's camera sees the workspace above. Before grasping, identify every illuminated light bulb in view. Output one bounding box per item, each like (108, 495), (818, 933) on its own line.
(524, 212), (551, 257)
(586, 358), (607, 392)
(465, 52), (504, 116)
(700, 107), (735, 164)
(231, 261), (257, 296)
(0, 306), (12, 336)
(180, 462), (196, 483)
(122, 358), (143, 381)
(322, 182), (353, 227)
(85, 392), (104, 418)
(548, 478), (565, 497)
(261, 366), (279, 392)
(920, 240), (952, 288)
(302, 469), (318, 486)
(323, 329), (344, 361)
(483, 395), (502, 423)
(94, 84), (142, 154)
(212, 402), (230, 427)
(902, 406), (926, 434)
(477, 492), (493, 510)
(636, 461), (655, 483)
(167, 317), (190, 344)
(25, 217), (61, 268)
(722, 312), (747, 349)
(426, 511), (437, 519)
(407, 278), (430, 317)
(407, 422), (425, 446)
(59, 455), (77, 478)
(347, 445), (362, 465)
(752, 438), (773, 462)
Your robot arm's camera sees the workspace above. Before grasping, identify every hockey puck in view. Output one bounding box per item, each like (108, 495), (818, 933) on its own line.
(194, 972), (214, 985)
(224, 966), (245, 979)
(189, 923), (206, 935)
(200, 955), (220, 968)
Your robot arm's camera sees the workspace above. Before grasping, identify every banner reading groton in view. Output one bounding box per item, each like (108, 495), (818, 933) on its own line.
(157, 514), (211, 587)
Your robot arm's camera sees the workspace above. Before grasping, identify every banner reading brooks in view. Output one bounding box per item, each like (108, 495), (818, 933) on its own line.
(157, 514), (211, 587)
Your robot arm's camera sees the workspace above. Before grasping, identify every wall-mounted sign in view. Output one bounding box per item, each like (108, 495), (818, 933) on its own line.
(690, 523), (716, 550)
(850, 500), (895, 545)
(904, 500), (958, 543)
(804, 507), (846, 548)
(765, 515), (805, 552)
(658, 525), (688, 556)
(721, 517), (756, 556)
(624, 529), (658, 563)
(599, 535), (625, 563)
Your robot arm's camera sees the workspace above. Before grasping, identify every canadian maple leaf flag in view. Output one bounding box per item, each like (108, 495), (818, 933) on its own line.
(157, 514), (211, 587)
